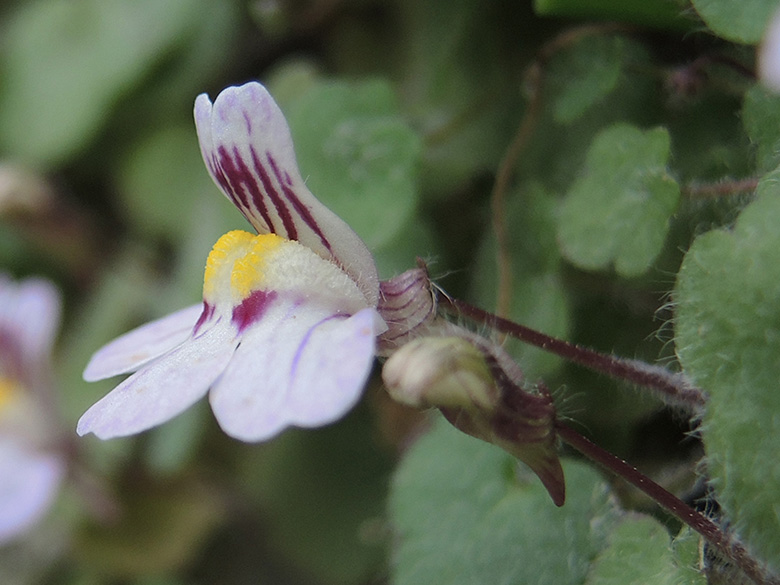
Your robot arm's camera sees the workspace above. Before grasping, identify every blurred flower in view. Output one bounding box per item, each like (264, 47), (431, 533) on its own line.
(0, 275), (65, 543)
(78, 82), (388, 442)
(759, 7), (780, 92)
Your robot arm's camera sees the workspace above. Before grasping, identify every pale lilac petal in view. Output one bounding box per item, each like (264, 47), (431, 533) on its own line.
(0, 439), (64, 544)
(209, 302), (379, 442)
(760, 7), (780, 92)
(77, 321), (238, 439)
(194, 82), (379, 306)
(83, 304), (203, 382)
(0, 276), (61, 359)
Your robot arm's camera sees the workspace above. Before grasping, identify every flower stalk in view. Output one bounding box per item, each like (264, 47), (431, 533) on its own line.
(437, 294), (707, 412)
(556, 421), (779, 585)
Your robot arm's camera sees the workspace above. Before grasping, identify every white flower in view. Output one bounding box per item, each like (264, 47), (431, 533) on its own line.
(78, 82), (386, 442)
(0, 274), (65, 543)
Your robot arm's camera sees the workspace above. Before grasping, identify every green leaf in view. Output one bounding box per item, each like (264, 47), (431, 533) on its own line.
(675, 175), (780, 572)
(473, 183), (570, 379)
(117, 125), (219, 239)
(284, 79), (421, 250)
(551, 35), (627, 125)
(535, 0), (693, 31)
(75, 478), (222, 578)
(586, 517), (706, 585)
(372, 216), (441, 280)
(742, 84), (780, 172)
(237, 408), (393, 585)
(0, 0), (199, 167)
(395, 0), (523, 197)
(691, 0), (780, 43)
(557, 123), (680, 277)
(389, 416), (618, 585)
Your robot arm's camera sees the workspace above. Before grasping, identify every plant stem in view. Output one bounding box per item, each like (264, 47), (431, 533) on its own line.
(438, 295), (707, 410)
(556, 422), (778, 585)
(682, 177), (759, 199)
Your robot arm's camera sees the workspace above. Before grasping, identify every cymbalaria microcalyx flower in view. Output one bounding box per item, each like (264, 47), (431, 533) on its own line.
(0, 274), (65, 543)
(78, 82), (386, 442)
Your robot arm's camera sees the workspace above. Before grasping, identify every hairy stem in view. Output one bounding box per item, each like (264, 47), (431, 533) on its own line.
(557, 422), (778, 585)
(438, 295), (707, 410)
(682, 177), (759, 199)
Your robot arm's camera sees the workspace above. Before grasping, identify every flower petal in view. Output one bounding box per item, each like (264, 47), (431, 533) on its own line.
(209, 302), (379, 442)
(0, 439), (64, 544)
(83, 304), (203, 382)
(0, 275), (61, 360)
(77, 320), (237, 439)
(194, 82), (379, 306)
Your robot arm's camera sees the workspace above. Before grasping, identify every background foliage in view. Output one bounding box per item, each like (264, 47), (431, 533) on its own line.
(1, 0), (779, 583)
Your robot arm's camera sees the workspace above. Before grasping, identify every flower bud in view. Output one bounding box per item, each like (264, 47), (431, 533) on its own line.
(382, 336), (499, 412)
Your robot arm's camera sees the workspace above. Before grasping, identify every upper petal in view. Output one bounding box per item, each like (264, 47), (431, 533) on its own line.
(83, 304), (203, 382)
(0, 439), (64, 544)
(209, 302), (380, 442)
(77, 320), (237, 439)
(194, 82), (379, 306)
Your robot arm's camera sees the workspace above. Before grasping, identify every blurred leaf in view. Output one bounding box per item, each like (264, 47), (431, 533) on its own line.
(523, 36), (658, 193)
(117, 125), (214, 239)
(238, 406), (393, 585)
(389, 416), (619, 585)
(144, 402), (207, 476)
(265, 59), (322, 110)
(395, 0), (527, 197)
(742, 84), (780, 172)
(75, 477), (222, 578)
(284, 79), (421, 249)
(372, 216), (441, 280)
(675, 172), (780, 573)
(585, 516), (706, 585)
(0, 0), (200, 167)
(473, 182), (569, 379)
(557, 123), (680, 277)
(551, 35), (637, 125)
(534, 0), (693, 30)
(690, 0), (780, 43)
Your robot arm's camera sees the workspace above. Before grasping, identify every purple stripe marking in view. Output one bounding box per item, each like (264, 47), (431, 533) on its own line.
(265, 153), (333, 253)
(216, 147), (251, 211)
(217, 145), (274, 232)
(193, 302), (215, 336)
(249, 146), (297, 240)
(289, 313), (348, 380)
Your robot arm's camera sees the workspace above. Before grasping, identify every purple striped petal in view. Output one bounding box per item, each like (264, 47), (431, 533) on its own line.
(83, 304), (203, 382)
(209, 303), (379, 442)
(77, 321), (238, 439)
(0, 439), (64, 544)
(194, 82), (379, 306)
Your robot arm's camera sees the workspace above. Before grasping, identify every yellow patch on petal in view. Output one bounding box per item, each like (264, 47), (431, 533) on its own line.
(203, 230), (284, 303)
(0, 377), (19, 411)
(202, 229), (371, 316)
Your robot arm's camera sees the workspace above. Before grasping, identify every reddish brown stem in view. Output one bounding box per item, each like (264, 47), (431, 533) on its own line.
(438, 295), (707, 410)
(556, 422), (777, 585)
(682, 177), (759, 199)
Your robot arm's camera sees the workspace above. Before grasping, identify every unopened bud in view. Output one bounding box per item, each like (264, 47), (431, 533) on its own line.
(382, 336), (499, 411)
